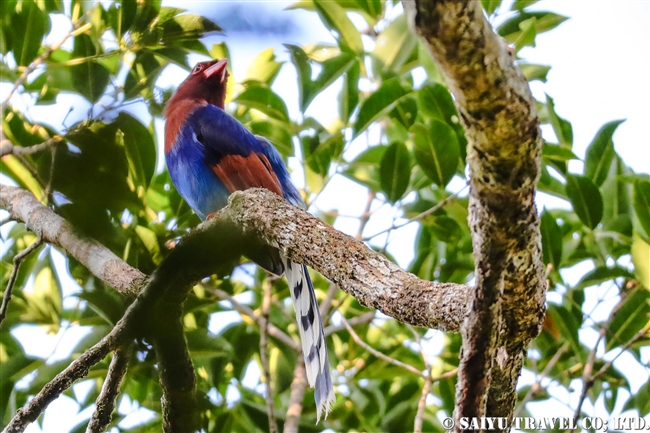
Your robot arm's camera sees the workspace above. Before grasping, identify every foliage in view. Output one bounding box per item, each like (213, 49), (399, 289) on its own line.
(1, 0), (648, 431)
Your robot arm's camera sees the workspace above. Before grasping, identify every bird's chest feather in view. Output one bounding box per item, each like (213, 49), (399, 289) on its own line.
(165, 127), (229, 219)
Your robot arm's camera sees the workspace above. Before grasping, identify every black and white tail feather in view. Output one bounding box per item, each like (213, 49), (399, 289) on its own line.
(280, 252), (335, 422)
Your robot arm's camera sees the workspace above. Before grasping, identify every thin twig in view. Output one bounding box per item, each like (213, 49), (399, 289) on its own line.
(414, 370), (433, 433)
(0, 136), (62, 158)
(356, 190), (375, 240)
(573, 327), (605, 424)
(324, 311), (375, 337)
(86, 344), (132, 433)
(572, 293), (633, 423)
(260, 279), (278, 433)
(1, 15), (91, 112)
(363, 184), (468, 241)
(208, 286), (300, 352)
(513, 341), (569, 418)
(283, 354), (308, 433)
(341, 315), (425, 378)
(0, 234), (43, 325)
(592, 326), (649, 382)
(319, 282), (339, 326)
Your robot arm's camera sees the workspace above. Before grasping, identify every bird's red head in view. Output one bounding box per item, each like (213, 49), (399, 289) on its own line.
(164, 58), (229, 152)
(167, 58), (229, 109)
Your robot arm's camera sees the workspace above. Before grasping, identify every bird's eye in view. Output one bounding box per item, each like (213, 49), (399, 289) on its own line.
(192, 64), (204, 75)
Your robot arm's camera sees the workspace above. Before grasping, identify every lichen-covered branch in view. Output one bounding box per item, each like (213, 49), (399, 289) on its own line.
(86, 344), (132, 433)
(225, 189), (471, 332)
(407, 0), (546, 427)
(152, 298), (199, 433)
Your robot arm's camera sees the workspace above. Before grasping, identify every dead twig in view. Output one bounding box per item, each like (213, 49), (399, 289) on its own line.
(0, 234), (43, 325)
(260, 279), (278, 433)
(341, 315), (425, 378)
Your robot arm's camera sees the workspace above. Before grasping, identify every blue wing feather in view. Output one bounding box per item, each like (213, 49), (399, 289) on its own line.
(166, 104), (302, 217)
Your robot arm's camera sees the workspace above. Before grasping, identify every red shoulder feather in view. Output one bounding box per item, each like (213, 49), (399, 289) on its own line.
(211, 153), (283, 196)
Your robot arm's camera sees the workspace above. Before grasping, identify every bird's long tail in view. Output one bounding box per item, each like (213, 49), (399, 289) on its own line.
(281, 253), (335, 422)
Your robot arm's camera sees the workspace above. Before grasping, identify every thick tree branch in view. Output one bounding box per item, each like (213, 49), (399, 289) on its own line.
(1, 185), (470, 331)
(407, 0), (546, 428)
(225, 189), (471, 331)
(0, 186), (146, 297)
(1, 185), (473, 431)
(152, 297), (199, 432)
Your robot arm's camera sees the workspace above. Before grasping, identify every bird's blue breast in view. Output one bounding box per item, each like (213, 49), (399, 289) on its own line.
(166, 125), (230, 219)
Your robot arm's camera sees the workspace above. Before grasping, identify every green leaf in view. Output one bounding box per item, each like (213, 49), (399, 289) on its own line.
(314, 53), (356, 98)
(565, 174), (603, 229)
(285, 44), (355, 112)
(547, 304), (582, 357)
(115, 113), (156, 190)
(518, 63), (551, 82)
(0, 354), (43, 423)
(157, 11), (222, 44)
(234, 85), (289, 121)
(313, 0), (363, 54)
(511, 0), (540, 10)
(411, 120), (460, 187)
(602, 155), (631, 225)
(632, 235), (650, 289)
(285, 44), (314, 111)
(70, 34), (110, 103)
(426, 215), (462, 243)
(354, 0), (383, 20)
(418, 82), (459, 126)
(584, 120), (625, 187)
(606, 288), (650, 351)
(540, 210), (562, 269)
(302, 131), (344, 176)
(372, 15), (418, 73)
(354, 78), (409, 137)
(633, 180), (650, 241)
(250, 120), (294, 157)
(13, 0), (49, 66)
(514, 17), (537, 52)
(546, 95), (573, 148)
(498, 11), (568, 41)
(623, 378), (650, 416)
(245, 48), (283, 85)
(380, 142), (411, 203)
(342, 146), (387, 191)
(390, 96), (417, 130)
(481, 0), (502, 15)
(339, 61), (360, 123)
(542, 142), (578, 174)
(575, 266), (634, 290)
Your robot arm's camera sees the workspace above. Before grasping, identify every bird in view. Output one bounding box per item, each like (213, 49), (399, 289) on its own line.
(164, 58), (335, 421)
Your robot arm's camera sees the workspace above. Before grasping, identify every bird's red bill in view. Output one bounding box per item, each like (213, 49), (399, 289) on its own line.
(204, 59), (228, 83)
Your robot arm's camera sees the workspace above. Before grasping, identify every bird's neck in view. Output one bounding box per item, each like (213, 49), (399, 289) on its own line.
(164, 98), (208, 153)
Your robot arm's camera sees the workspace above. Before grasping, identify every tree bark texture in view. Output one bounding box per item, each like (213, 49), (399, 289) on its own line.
(407, 0), (546, 428)
(0, 185), (474, 431)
